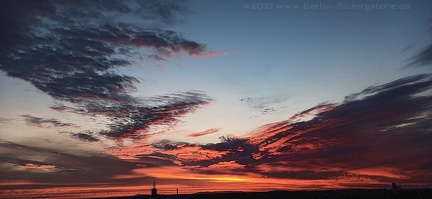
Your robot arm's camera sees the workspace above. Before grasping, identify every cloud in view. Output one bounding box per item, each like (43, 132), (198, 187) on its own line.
(283, 103), (335, 123)
(244, 74), (432, 184)
(0, 117), (11, 124)
(0, 4), (210, 103)
(135, 74), (432, 187)
(405, 23), (432, 68)
(405, 44), (432, 68)
(88, 91), (212, 139)
(23, 163), (59, 173)
(344, 74), (431, 101)
(240, 94), (291, 118)
(188, 128), (220, 137)
(0, 0), (215, 141)
(21, 115), (75, 128)
(2, 0), (431, 193)
(190, 51), (228, 58)
(24, 73), (427, 192)
(0, 140), (140, 185)
(71, 132), (100, 142)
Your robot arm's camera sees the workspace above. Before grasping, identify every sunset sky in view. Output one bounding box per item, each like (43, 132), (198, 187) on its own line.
(1, 0), (432, 198)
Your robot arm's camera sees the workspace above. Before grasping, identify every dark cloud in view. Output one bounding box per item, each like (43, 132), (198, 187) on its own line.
(246, 74), (432, 184)
(0, 0), (215, 141)
(147, 74), (432, 187)
(51, 91), (211, 139)
(52, 0), (190, 26)
(71, 132), (100, 142)
(0, 0), (209, 103)
(406, 44), (432, 68)
(103, 92), (211, 138)
(21, 115), (75, 128)
(405, 23), (432, 68)
(344, 74), (431, 101)
(136, 152), (179, 168)
(0, 141), (138, 185)
(33, 71), (138, 104)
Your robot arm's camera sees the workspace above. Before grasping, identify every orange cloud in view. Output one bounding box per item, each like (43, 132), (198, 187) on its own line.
(347, 167), (411, 180)
(207, 161), (245, 170)
(25, 163), (57, 169)
(165, 145), (229, 163)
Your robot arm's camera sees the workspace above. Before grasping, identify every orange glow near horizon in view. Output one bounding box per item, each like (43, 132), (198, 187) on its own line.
(108, 165), (394, 192)
(0, 173), (393, 199)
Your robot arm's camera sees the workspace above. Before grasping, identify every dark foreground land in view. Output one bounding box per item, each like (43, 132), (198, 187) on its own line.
(103, 189), (432, 199)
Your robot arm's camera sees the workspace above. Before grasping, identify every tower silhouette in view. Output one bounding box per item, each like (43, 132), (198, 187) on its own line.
(151, 181), (157, 198)
(392, 182), (401, 190)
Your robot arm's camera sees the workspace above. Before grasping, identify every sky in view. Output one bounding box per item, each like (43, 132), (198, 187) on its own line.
(0, 0), (432, 198)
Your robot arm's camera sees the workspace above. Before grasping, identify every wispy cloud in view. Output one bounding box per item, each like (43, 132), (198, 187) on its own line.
(21, 115), (75, 128)
(188, 128), (220, 137)
(404, 24), (432, 68)
(240, 93), (291, 117)
(405, 44), (432, 68)
(91, 91), (212, 139)
(190, 51), (228, 58)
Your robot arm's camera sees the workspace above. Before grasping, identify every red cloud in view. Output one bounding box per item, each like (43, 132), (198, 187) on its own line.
(188, 128), (220, 137)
